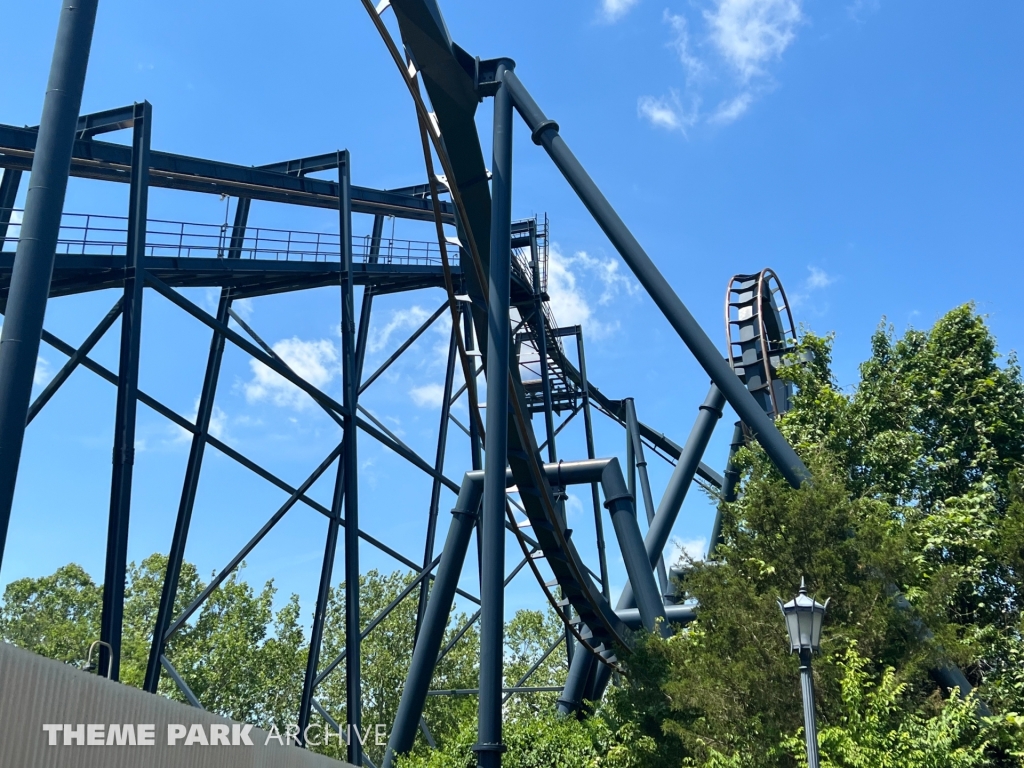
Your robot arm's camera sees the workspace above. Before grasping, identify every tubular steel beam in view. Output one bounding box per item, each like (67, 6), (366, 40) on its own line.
(0, 0), (100, 573)
(477, 60), (514, 768)
(625, 398), (668, 595)
(144, 197), (251, 693)
(504, 71), (810, 489)
(618, 384), (725, 610)
(384, 475), (482, 767)
(100, 103), (152, 681)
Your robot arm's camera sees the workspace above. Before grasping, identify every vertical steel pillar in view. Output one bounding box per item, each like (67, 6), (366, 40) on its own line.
(0, 169), (23, 248)
(464, 302), (483, 471)
(0, 0), (100, 573)
(624, 398), (668, 594)
(576, 326), (609, 598)
(475, 60), (514, 768)
(709, 421), (745, 556)
(415, 326), (458, 641)
(144, 197), (250, 693)
(504, 72), (809, 488)
(338, 151), (362, 767)
(529, 221), (556, 463)
(298, 153), (357, 758)
(101, 102), (151, 680)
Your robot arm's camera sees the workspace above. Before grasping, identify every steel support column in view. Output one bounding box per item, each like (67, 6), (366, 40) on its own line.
(709, 421), (745, 556)
(617, 384), (725, 610)
(504, 71), (809, 488)
(464, 302), (483, 471)
(0, 169), (23, 249)
(338, 151), (362, 767)
(416, 325), (459, 641)
(530, 221), (557, 463)
(476, 60), (514, 768)
(576, 326), (609, 598)
(101, 102), (152, 680)
(144, 197), (250, 693)
(625, 398), (668, 594)
(383, 476), (483, 767)
(0, 0), (100, 572)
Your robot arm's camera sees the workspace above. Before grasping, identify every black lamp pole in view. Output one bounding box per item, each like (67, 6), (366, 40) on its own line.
(778, 578), (829, 768)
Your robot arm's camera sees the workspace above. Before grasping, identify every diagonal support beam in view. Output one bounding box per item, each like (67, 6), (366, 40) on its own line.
(26, 297), (122, 424)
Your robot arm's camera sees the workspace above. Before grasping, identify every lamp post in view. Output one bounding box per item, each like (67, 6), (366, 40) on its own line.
(778, 578), (829, 768)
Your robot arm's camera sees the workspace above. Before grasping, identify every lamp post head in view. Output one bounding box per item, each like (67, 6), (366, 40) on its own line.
(777, 577), (829, 654)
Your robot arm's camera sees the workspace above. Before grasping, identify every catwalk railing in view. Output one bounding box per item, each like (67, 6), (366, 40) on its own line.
(0, 209), (444, 266)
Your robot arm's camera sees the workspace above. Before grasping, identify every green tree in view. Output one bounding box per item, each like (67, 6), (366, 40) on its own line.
(601, 305), (1024, 766)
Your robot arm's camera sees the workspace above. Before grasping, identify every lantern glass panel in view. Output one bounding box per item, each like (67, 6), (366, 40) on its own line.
(797, 607), (814, 650)
(784, 610), (800, 651)
(810, 608), (824, 651)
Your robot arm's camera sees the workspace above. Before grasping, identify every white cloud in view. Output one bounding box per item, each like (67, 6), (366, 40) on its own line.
(665, 11), (705, 82)
(669, 536), (708, 564)
(233, 298), (255, 321)
(788, 265), (837, 312)
(806, 266), (834, 290)
(368, 306), (432, 354)
(9, 209), (22, 225)
(33, 356), (52, 387)
(409, 382), (445, 408)
(638, 92), (699, 134)
(639, 0), (802, 133)
(546, 246), (639, 338)
(601, 0), (639, 23)
(705, 0), (803, 82)
(710, 92), (754, 124)
(244, 337), (338, 409)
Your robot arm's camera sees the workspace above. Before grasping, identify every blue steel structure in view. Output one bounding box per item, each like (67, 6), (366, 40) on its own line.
(0, 1), (980, 766)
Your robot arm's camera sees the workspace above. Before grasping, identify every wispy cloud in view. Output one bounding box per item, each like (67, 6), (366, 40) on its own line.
(368, 306), (432, 354)
(665, 11), (705, 82)
(409, 382), (445, 408)
(710, 91), (754, 124)
(33, 356), (52, 387)
(788, 265), (837, 313)
(806, 265), (834, 290)
(638, 0), (804, 133)
(546, 246), (640, 338)
(601, 0), (640, 23)
(705, 0), (803, 81)
(244, 337), (338, 410)
(638, 90), (700, 134)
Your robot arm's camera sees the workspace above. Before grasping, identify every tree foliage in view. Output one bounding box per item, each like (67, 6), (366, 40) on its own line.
(601, 305), (1024, 766)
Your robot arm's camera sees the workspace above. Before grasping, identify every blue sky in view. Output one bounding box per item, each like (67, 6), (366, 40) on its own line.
(1, 0), (1021, 627)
